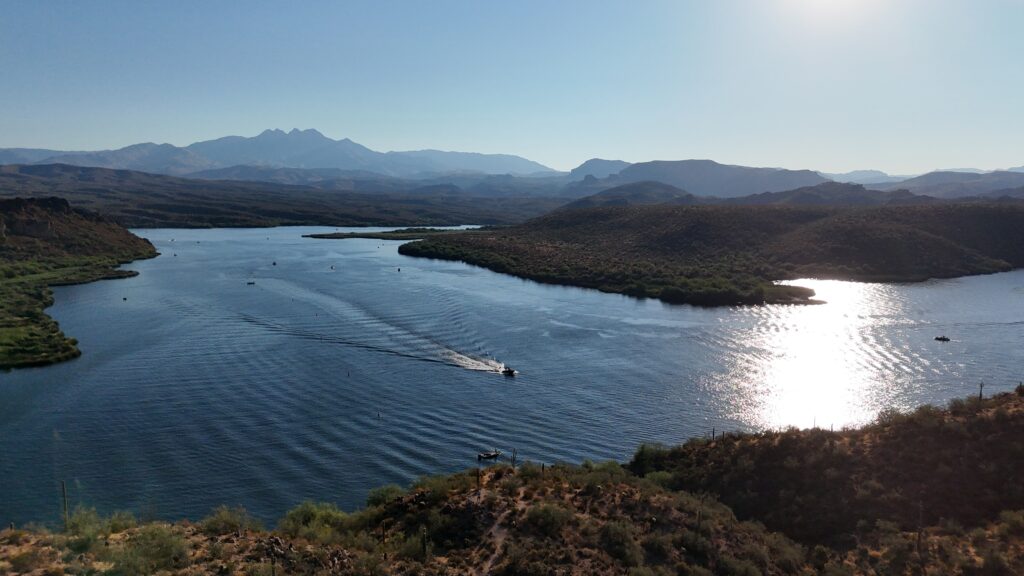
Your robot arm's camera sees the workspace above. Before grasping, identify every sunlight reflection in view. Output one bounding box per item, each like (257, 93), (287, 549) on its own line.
(730, 279), (906, 430)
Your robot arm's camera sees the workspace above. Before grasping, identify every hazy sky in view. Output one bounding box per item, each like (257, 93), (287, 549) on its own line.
(2, 0), (1022, 173)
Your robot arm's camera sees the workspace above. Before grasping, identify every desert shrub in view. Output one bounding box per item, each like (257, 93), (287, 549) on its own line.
(997, 510), (1024, 538)
(9, 548), (51, 574)
(643, 470), (675, 490)
(524, 504), (573, 539)
(879, 535), (914, 574)
(679, 530), (713, 563)
(964, 548), (1014, 576)
(366, 484), (405, 507)
(517, 462), (544, 481)
(278, 501), (348, 543)
(809, 544), (831, 569)
(600, 520), (642, 567)
(200, 505), (262, 535)
(107, 511), (137, 533)
(676, 565), (714, 576)
(765, 532), (805, 573)
(641, 532), (673, 563)
(66, 506), (106, 554)
(0, 529), (29, 545)
(717, 555), (762, 576)
(628, 567), (673, 576)
(395, 532), (429, 561)
(110, 524), (189, 576)
(496, 543), (550, 576)
(244, 563), (275, 576)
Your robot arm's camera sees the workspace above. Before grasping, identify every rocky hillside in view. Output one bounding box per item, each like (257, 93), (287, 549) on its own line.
(0, 197), (156, 369)
(4, 391), (1024, 574)
(399, 203), (1024, 306)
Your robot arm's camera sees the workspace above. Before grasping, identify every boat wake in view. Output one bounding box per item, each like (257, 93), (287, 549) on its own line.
(236, 279), (510, 374)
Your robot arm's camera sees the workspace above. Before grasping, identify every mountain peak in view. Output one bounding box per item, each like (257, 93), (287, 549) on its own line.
(288, 128), (326, 138)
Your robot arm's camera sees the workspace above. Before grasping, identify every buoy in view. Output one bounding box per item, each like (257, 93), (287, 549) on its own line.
(272, 261), (277, 266)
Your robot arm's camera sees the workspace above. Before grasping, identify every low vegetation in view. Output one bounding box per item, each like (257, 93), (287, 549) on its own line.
(5, 390), (1024, 574)
(303, 227), (472, 241)
(399, 203), (1024, 306)
(0, 164), (560, 228)
(0, 197), (156, 369)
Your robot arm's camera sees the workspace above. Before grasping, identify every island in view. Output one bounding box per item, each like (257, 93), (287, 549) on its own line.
(0, 197), (157, 369)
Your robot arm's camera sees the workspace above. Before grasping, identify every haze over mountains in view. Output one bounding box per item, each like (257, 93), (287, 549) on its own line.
(1, 129), (1023, 204)
(0, 129), (555, 178)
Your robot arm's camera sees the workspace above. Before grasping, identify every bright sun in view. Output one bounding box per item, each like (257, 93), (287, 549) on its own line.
(782, 0), (881, 27)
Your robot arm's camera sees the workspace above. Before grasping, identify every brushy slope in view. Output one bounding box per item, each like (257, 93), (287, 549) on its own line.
(630, 389), (1024, 547)
(5, 391), (1024, 574)
(0, 197), (156, 369)
(399, 203), (1024, 306)
(0, 164), (560, 228)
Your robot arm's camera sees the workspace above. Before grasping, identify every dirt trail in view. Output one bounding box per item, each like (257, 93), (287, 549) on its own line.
(473, 482), (530, 576)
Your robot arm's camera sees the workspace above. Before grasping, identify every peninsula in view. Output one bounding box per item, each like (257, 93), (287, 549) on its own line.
(0, 197), (157, 369)
(395, 203), (1024, 306)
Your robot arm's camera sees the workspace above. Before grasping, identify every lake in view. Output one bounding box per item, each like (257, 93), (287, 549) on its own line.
(2, 226), (1022, 526)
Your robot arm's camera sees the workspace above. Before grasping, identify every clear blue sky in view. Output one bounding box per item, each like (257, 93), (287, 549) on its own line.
(2, 0), (1022, 173)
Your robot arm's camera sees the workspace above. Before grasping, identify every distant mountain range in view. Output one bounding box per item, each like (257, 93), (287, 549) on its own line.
(604, 160), (828, 198)
(559, 181), (696, 210)
(0, 129), (555, 178)
(874, 171), (1024, 198)
(569, 158), (632, 179)
(561, 180), (942, 210)
(2, 131), (1023, 203)
(819, 170), (910, 185)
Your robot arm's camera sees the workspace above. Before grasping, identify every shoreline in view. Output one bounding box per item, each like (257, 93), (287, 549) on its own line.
(0, 251), (158, 371)
(4, 389), (1023, 574)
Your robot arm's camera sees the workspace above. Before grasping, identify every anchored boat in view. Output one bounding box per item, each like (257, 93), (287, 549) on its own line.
(477, 449), (501, 461)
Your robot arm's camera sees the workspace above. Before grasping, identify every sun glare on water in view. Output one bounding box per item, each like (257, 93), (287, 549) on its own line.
(726, 279), (914, 431)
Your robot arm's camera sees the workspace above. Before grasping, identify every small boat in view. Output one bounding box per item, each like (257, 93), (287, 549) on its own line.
(477, 449), (501, 461)
(247, 281), (256, 285)
(935, 335), (950, 342)
(501, 365), (517, 377)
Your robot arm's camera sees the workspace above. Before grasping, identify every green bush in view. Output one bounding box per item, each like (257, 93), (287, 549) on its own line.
(600, 521), (643, 567)
(278, 501), (348, 543)
(66, 506), (105, 554)
(107, 511), (137, 533)
(199, 505), (262, 535)
(524, 504), (573, 539)
(717, 555), (763, 576)
(366, 484), (405, 507)
(110, 524), (189, 576)
(998, 510), (1024, 538)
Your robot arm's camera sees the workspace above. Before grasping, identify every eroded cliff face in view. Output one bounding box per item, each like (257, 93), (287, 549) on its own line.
(0, 197), (67, 240)
(0, 196), (154, 257)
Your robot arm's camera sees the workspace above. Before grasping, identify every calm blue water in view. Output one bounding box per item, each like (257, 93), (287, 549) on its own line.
(2, 226), (1023, 526)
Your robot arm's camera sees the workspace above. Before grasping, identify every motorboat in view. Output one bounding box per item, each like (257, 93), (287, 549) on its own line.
(477, 449), (501, 461)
